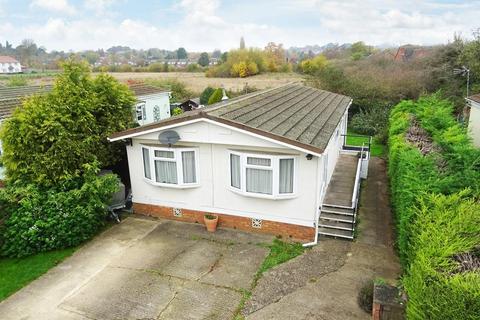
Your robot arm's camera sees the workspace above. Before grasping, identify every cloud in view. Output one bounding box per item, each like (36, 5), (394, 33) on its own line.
(30, 0), (76, 15)
(84, 0), (117, 16)
(3, 0), (480, 51)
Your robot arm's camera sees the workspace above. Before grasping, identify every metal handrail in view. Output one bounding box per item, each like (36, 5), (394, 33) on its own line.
(351, 143), (368, 212)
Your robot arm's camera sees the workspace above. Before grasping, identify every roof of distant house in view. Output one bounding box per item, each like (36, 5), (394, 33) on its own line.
(109, 83), (352, 154)
(0, 85), (53, 119)
(128, 83), (170, 97)
(0, 56), (20, 64)
(0, 85), (53, 100)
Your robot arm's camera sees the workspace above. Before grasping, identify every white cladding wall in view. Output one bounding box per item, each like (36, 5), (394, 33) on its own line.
(0, 62), (21, 74)
(469, 104), (480, 147)
(136, 93), (171, 125)
(127, 116), (346, 227)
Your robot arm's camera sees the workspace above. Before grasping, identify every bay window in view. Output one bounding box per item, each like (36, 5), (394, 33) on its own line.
(142, 146), (198, 187)
(229, 151), (296, 199)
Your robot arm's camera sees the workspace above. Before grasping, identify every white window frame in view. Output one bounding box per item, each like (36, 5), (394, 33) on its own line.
(228, 151), (297, 200)
(142, 145), (200, 189)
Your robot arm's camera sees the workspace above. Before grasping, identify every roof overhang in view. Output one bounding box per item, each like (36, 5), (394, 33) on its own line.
(108, 114), (325, 157)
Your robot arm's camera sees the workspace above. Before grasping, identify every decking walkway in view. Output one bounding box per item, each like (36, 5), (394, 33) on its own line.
(318, 153), (359, 239)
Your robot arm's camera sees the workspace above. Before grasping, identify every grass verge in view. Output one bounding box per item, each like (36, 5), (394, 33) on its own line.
(346, 130), (386, 157)
(0, 247), (76, 301)
(233, 238), (305, 319)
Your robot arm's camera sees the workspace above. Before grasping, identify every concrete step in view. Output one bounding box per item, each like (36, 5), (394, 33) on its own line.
(322, 205), (354, 214)
(319, 219), (353, 231)
(318, 227), (354, 239)
(319, 212), (354, 223)
(321, 208), (354, 216)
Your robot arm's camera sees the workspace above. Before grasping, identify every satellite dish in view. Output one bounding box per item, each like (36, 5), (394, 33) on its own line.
(158, 130), (180, 147)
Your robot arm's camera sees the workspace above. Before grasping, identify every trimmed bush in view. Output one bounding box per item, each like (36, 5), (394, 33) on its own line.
(388, 94), (480, 319)
(207, 88), (223, 105)
(0, 171), (119, 257)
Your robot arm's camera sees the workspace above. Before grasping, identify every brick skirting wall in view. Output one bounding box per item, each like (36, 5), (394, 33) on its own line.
(133, 203), (316, 242)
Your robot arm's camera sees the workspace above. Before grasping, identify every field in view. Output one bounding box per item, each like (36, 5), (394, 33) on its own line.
(108, 72), (303, 93)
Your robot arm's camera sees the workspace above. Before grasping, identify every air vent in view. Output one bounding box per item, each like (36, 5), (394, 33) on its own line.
(173, 208), (182, 217)
(251, 218), (262, 229)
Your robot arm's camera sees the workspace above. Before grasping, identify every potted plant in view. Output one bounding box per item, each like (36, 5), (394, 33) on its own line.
(204, 214), (219, 232)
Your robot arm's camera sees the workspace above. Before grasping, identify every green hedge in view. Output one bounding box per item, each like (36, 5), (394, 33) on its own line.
(388, 94), (480, 319)
(0, 172), (119, 257)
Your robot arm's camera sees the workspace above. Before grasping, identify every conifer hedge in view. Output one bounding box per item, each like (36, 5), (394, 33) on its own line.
(388, 94), (480, 319)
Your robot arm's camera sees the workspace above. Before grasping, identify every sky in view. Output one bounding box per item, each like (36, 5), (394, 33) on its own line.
(1, 0), (480, 52)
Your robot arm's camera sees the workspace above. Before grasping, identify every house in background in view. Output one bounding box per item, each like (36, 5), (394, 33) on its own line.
(0, 56), (22, 74)
(466, 94), (480, 147)
(109, 83), (370, 242)
(128, 83), (171, 126)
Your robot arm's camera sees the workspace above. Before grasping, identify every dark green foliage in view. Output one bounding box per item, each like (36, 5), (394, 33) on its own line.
(198, 52), (210, 67)
(207, 88), (223, 105)
(0, 169), (119, 257)
(350, 105), (390, 139)
(176, 47), (187, 59)
(200, 86), (215, 104)
(388, 94), (480, 319)
(0, 60), (136, 187)
(357, 280), (374, 313)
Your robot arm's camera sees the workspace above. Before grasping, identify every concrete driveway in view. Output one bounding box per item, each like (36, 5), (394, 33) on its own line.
(0, 217), (272, 320)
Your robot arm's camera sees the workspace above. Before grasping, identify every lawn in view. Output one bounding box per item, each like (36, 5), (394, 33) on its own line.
(345, 130), (386, 157)
(0, 248), (76, 301)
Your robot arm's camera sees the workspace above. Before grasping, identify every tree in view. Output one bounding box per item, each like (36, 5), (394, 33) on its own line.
(17, 39), (37, 67)
(240, 37), (246, 49)
(198, 52), (210, 67)
(300, 55), (328, 74)
(177, 47), (188, 59)
(350, 41), (374, 60)
(207, 88), (224, 104)
(264, 42), (286, 71)
(212, 49), (221, 58)
(0, 59), (136, 186)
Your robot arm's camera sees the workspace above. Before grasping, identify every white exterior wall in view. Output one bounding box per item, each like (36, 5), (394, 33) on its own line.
(469, 103), (480, 147)
(127, 121), (320, 227)
(136, 92), (171, 126)
(125, 111), (348, 228)
(0, 62), (21, 74)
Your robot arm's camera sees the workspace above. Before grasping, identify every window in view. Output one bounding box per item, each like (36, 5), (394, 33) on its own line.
(229, 151), (296, 199)
(136, 103), (146, 121)
(142, 146), (199, 187)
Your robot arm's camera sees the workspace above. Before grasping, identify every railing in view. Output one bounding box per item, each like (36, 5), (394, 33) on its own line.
(351, 143), (368, 220)
(341, 134), (372, 153)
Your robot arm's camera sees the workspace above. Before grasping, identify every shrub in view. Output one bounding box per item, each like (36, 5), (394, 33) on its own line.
(207, 88), (223, 105)
(388, 94), (480, 318)
(200, 86), (215, 105)
(357, 280), (374, 313)
(172, 107), (183, 116)
(0, 170), (119, 257)
(6, 76), (28, 87)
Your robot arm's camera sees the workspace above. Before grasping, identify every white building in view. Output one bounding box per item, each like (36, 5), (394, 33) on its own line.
(466, 94), (480, 147)
(128, 83), (171, 126)
(109, 84), (369, 243)
(0, 56), (21, 74)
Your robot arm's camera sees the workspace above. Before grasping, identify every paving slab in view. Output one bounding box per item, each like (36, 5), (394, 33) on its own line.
(60, 266), (182, 320)
(201, 243), (269, 290)
(158, 280), (242, 320)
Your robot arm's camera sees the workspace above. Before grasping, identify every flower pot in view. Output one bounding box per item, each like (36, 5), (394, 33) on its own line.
(204, 214), (219, 232)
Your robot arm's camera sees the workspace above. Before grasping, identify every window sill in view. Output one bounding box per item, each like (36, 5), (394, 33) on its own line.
(143, 178), (200, 189)
(228, 187), (297, 200)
